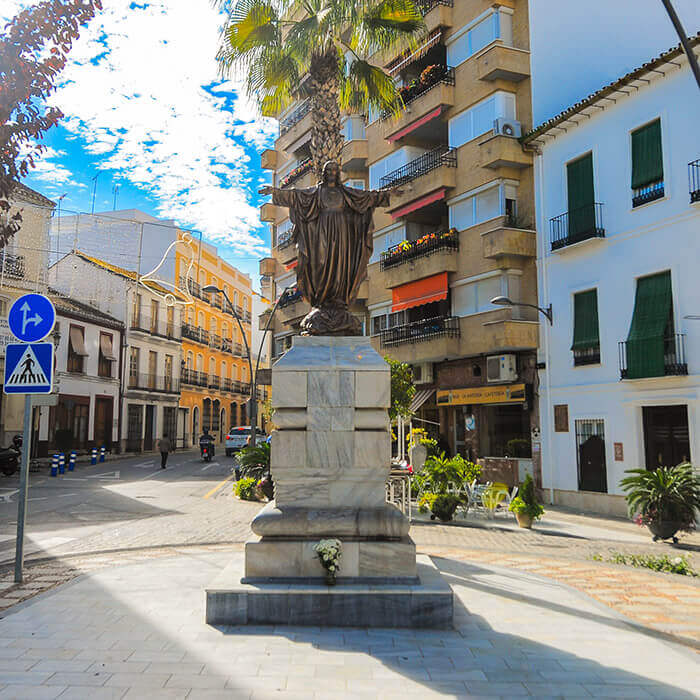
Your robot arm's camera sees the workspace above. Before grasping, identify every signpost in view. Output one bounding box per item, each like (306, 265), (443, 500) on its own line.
(4, 294), (56, 583)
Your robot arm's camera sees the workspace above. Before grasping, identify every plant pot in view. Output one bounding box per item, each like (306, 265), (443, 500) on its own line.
(647, 520), (682, 541)
(325, 572), (336, 586)
(259, 479), (274, 501)
(515, 512), (534, 529)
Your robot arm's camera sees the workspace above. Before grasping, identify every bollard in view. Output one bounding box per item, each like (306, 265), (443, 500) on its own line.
(99, 446), (105, 463)
(69, 452), (76, 472)
(91, 448), (97, 465)
(58, 453), (65, 475)
(50, 454), (58, 478)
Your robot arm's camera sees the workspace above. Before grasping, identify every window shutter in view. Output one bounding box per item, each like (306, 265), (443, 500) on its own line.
(571, 290), (599, 350)
(625, 271), (672, 378)
(567, 153), (595, 240)
(631, 119), (663, 189)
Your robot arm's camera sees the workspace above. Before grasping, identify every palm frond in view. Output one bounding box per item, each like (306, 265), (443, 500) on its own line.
(340, 57), (402, 115)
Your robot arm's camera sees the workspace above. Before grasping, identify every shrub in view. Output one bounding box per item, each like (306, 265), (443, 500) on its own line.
(234, 477), (258, 501)
(508, 473), (544, 520)
(421, 453), (481, 494)
(417, 493), (438, 514)
(596, 552), (698, 577)
(431, 494), (460, 522)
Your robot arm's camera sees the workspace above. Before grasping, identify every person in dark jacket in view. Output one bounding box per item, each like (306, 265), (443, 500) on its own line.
(158, 434), (171, 469)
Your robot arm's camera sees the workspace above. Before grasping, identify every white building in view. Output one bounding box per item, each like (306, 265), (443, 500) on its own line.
(525, 39), (700, 515)
(49, 251), (184, 452)
(36, 294), (123, 455)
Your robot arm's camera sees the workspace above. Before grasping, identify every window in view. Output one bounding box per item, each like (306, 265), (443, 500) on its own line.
(186, 351), (193, 369)
(150, 299), (159, 334)
(575, 419), (607, 493)
(166, 306), (175, 337)
(98, 332), (116, 378)
(345, 179), (365, 190)
(273, 334), (293, 358)
(129, 347), (140, 380)
(448, 92), (515, 148)
(164, 354), (173, 391)
(371, 225), (406, 264)
(566, 153), (596, 240)
(571, 290), (600, 366)
(67, 325), (87, 373)
(631, 119), (664, 207)
(368, 146), (427, 190)
(452, 275), (503, 317)
(148, 351), (157, 389)
(343, 116), (366, 141)
(446, 7), (513, 66)
(449, 183), (506, 230)
(131, 293), (142, 327)
(481, 405), (531, 458)
(371, 309), (407, 335)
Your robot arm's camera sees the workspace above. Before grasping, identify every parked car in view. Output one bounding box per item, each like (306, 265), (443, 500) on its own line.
(225, 426), (266, 456)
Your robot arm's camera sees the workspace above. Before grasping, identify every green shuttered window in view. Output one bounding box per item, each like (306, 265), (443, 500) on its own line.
(572, 290), (599, 350)
(567, 153), (596, 240)
(625, 271), (672, 379)
(631, 119), (663, 189)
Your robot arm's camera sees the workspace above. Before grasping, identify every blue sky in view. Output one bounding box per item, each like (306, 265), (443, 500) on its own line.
(1, 0), (276, 285)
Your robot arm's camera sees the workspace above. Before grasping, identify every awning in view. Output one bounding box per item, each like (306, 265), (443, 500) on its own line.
(392, 272), (448, 312)
(410, 388), (435, 413)
(100, 333), (117, 361)
(391, 188), (447, 220)
(389, 30), (443, 76)
(388, 106), (443, 143)
(285, 260), (298, 270)
(69, 326), (88, 356)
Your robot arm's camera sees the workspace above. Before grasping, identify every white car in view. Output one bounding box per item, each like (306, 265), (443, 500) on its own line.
(225, 426), (265, 456)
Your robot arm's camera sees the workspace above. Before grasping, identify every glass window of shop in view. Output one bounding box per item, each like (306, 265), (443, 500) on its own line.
(481, 404), (531, 458)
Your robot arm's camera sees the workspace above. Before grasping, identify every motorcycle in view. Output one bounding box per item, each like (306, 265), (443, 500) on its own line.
(0, 435), (22, 477)
(201, 444), (213, 462)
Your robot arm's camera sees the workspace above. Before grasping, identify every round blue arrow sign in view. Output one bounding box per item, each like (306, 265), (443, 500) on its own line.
(8, 294), (56, 343)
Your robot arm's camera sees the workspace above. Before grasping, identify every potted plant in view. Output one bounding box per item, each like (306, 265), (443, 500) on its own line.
(508, 474), (544, 528)
(314, 538), (342, 585)
(237, 442), (273, 499)
(620, 463), (700, 543)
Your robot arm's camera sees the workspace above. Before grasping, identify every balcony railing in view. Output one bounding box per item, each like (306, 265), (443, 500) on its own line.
(380, 315), (460, 348)
(380, 228), (458, 271)
(632, 180), (664, 208)
(689, 159), (700, 203)
(208, 375), (221, 390)
(418, 0), (453, 14)
(549, 203), (605, 251)
(1, 252), (25, 279)
(280, 158), (313, 188)
(278, 286), (303, 308)
(179, 277), (203, 300)
(130, 315), (181, 340)
(182, 323), (208, 345)
(209, 332), (223, 350)
(128, 373), (180, 393)
(277, 228), (295, 249)
(380, 146), (457, 190)
(181, 369), (208, 388)
(382, 66), (454, 119)
(280, 100), (311, 135)
(618, 334), (688, 379)
(573, 346), (601, 367)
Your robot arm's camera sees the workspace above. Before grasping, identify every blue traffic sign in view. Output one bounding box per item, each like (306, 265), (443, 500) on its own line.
(3, 343), (54, 394)
(7, 294), (56, 343)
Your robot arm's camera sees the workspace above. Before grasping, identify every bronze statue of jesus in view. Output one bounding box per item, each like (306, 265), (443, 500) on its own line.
(260, 161), (391, 336)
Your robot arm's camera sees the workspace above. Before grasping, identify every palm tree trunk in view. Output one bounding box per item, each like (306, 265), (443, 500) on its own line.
(308, 50), (343, 177)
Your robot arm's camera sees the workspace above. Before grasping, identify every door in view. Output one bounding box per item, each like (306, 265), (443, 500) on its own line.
(94, 397), (113, 450)
(575, 419), (607, 493)
(148, 351), (157, 390)
(144, 405), (155, 451)
(643, 405), (691, 469)
(567, 153), (595, 241)
(127, 404), (143, 452)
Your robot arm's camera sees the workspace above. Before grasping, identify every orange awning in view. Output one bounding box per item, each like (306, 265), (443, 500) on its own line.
(392, 272), (448, 312)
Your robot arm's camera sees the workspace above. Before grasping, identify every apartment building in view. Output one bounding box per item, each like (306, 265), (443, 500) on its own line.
(260, 0), (539, 483)
(524, 39), (700, 515)
(177, 233), (254, 446)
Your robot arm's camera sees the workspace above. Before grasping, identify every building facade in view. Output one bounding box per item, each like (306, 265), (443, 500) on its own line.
(525, 39), (700, 515)
(260, 0), (539, 483)
(176, 234), (254, 446)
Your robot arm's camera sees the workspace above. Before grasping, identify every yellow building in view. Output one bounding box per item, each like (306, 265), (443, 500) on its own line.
(176, 234), (253, 446)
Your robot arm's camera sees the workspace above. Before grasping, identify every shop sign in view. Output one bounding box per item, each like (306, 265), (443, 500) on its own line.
(614, 442), (624, 461)
(554, 404), (569, 432)
(0, 319), (11, 357)
(437, 383), (526, 406)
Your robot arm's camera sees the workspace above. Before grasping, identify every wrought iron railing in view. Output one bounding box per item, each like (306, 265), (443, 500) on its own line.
(280, 158), (313, 188)
(130, 315), (181, 340)
(233, 342), (243, 356)
(549, 203), (605, 251)
(181, 323), (208, 345)
(418, 0), (453, 14)
(689, 159), (700, 203)
(380, 146), (457, 190)
(209, 333), (223, 350)
(128, 373), (180, 393)
(179, 276), (202, 300)
(181, 369), (208, 388)
(573, 346), (601, 367)
(618, 334), (688, 379)
(380, 315), (460, 347)
(380, 228), (458, 271)
(208, 375), (221, 390)
(632, 180), (664, 208)
(382, 67), (454, 119)
(277, 228), (295, 249)
(279, 100), (311, 135)
(278, 286), (303, 308)
(1, 252), (25, 279)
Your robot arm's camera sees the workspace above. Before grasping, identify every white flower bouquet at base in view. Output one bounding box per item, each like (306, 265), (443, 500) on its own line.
(313, 538), (342, 585)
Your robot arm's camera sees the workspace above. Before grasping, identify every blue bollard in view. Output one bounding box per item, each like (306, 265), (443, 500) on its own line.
(58, 453), (65, 475)
(99, 446), (105, 463)
(91, 448), (97, 465)
(69, 451), (76, 472)
(50, 454), (58, 477)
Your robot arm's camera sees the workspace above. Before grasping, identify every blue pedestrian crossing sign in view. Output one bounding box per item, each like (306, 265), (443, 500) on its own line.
(3, 343), (54, 394)
(7, 294), (56, 343)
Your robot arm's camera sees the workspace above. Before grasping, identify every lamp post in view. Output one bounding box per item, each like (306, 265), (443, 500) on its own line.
(203, 284), (293, 448)
(490, 295), (553, 324)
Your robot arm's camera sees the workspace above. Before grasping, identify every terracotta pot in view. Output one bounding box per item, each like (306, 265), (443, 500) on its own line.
(647, 520), (682, 541)
(515, 512), (534, 529)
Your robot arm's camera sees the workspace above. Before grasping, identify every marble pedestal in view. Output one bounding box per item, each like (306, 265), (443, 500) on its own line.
(205, 336), (453, 628)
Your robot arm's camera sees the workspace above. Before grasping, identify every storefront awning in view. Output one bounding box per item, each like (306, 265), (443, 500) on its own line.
(410, 388), (435, 413)
(100, 333), (117, 361)
(392, 272), (448, 312)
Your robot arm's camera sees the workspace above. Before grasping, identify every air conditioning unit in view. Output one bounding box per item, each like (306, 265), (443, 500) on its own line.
(486, 354), (517, 383)
(413, 362), (433, 385)
(493, 118), (522, 138)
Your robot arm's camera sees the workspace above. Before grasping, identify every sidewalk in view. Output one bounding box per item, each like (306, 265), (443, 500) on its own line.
(0, 548), (697, 699)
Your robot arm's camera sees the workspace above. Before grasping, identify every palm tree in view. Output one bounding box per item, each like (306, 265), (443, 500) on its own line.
(218, 0), (426, 176)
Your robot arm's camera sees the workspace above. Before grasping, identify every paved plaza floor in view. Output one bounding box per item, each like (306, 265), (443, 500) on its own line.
(0, 550), (697, 699)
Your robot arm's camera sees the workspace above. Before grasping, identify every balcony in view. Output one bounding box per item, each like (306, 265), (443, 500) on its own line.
(479, 134), (532, 170)
(208, 375), (221, 390)
(476, 44), (530, 83)
(632, 180), (665, 208)
(181, 369), (208, 388)
(260, 203), (282, 223)
(1, 253), (25, 280)
(690, 159), (700, 203)
(280, 158), (313, 188)
(550, 203), (605, 251)
(209, 333), (223, 350)
(182, 323), (209, 345)
(261, 149), (278, 170)
(276, 230), (297, 264)
(260, 257), (276, 277)
(419, 0), (453, 32)
(277, 101), (312, 151)
(341, 138), (368, 171)
(480, 317), (539, 353)
(179, 276), (202, 301)
(374, 316), (460, 364)
(129, 315), (181, 341)
(482, 225), (536, 262)
(382, 67), (454, 142)
(618, 335), (688, 379)
(277, 287), (308, 324)
(128, 373), (180, 394)
(573, 346), (601, 367)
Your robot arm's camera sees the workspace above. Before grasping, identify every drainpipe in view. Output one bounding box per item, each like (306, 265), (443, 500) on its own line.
(116, 323), (125, 454)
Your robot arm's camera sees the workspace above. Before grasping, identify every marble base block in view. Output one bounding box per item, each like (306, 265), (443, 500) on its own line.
(206, 555), (453, 629)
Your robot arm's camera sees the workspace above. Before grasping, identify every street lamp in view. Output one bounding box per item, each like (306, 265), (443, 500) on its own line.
(490, 296), (553, 325)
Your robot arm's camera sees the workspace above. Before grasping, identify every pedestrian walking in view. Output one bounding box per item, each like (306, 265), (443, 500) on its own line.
(158, 434), (171, 469)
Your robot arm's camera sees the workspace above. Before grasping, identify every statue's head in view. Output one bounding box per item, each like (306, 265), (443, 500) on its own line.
(321, 160), (341, 187)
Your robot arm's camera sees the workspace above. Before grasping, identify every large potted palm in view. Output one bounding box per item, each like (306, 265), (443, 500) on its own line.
(217, 0), (425, 176)
(620, 463), (700, 543)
